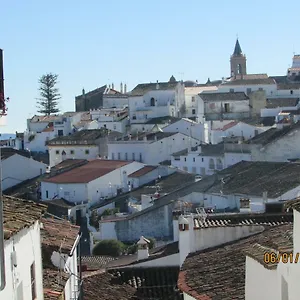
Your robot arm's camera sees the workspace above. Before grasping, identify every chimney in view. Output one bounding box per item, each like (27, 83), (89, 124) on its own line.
(137, 236), (150, 261)
(178, 215), (193, 267)
(239, 198), (251, 213)
(120, 82), (123, 93)
(124, 84), (127, 94)
(112, 83), (114, 90)
(154, 134), (157, 141)
(143, 135), (147, 141)
(109, 84), (111, 89)
(82, 88), (85, 96)
(263, 191), (268, 204)
(156, 80), (159, 90)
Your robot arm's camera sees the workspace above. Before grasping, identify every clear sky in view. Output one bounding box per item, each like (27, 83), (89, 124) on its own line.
(1, 0), (300, 133)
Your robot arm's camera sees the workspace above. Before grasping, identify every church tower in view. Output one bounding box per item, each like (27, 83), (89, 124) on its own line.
(230, 39), (247, 77)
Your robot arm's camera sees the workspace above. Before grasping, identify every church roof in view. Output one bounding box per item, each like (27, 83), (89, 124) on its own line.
(233, 39), (242, 56)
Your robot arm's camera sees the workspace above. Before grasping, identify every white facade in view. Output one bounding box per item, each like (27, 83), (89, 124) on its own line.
(261, 101), (300, 118)
(0, 221), (43, 300)
(90, 108), (129, 133)
(25, 129), (56, 152)
(2, 154), (47, 190)
(108, 133), (199, 165)
(204, 121), (268, 144)
(128, 82), (185, 123)
(41, 161), (145, 204)
(162, 118), (205, 142)
(102, 94), (129, 108)
(48, 144), (100, 167)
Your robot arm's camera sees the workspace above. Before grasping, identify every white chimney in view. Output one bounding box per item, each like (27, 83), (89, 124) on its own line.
(137, 236), (150, 261)
(112, 83), (114, 90)
(124, 84), (127, 93)
(263, 191), (268, 204)
(239, 198), (251, 213)
(156, 80), (159, 90)
(120, 82), (123, 93)
(178, 215), (193, 267)
(154, 134), (157, 141)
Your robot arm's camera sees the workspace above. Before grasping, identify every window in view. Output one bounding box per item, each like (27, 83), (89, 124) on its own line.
(209, 158), (215, 170)
(55, 150), (60, 154)
(201, 157), (204, 162)
(150, 97), (155, 106)
(290, 90), (294, 95)
(113, 124), (116, 130)
(85, 149), (89, 155)
(58, 130), (63, 136)
(224, 103), (230, 113)
(184, 157), (187, 162)
(104, 124), (107, 128)
(46, 191), (48, 198)
(193, 157), (195, 162)
(258, 88), (263, 91)
(118, 152), (121, 160)
(191, 96), (195, 102)
(216, 158), (223, 170)
(132, 153), (135, 160)
(125, 153), (128, 160)
(246, 88), (252, 94)
(139, 153), (142, 162)
(192, 109), (196, 115)
(30, 263), (36, 300)
(112, 153), (115, 160)
(229, 89), (234, 93)
(70, 150), (74, 154)
(132, 115), (136, 120)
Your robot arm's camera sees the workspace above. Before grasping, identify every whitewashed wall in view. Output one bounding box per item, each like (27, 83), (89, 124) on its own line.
(25, 130), (56, 152)
(0, 222), (43, 300)
(217, 83), (277, 96)
(131, 253), (179, 267)
(2, 154), (46, 190)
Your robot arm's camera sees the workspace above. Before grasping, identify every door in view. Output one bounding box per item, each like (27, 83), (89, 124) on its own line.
(76, 210), (82, 226)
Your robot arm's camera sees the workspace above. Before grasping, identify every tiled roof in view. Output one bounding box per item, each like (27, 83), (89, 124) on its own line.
(232, 39), (243, 56)
(207, 160), (300, 198)
(41, 217), (79, 252)
(75, 85), (107, 99)
(284, 197), (300, 212)
(128, 166), (157, 178)
(200, 92), (249, 102)
(82, 256), (116, 271)
(247, 121), (300, 146)
(42, 159), (131, 184)
(222, 74), (275, 86)
(266, 97), (299, 108)
(172, 148), (189, 157)
(50, 159), (88, 173)
(200, 143), (224, 156)
(193, 212), (293, 229)
(277, 82), (300, 90)
(45, 198), (75, 208)
(3, 196), (46, 240)
(178, 224), (292, 300)
(43, 269), (69, 300)
(1, 148), (30, 160)
(30, 115), (61, 123)
(130, 81), (179, 96)
(47, 129), (111, 145)
(83, 271), (138, 300)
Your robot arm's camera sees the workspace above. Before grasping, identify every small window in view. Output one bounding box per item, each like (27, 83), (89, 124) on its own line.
(139, 153), (142, 162)
(31, 263), (36, 300)
(113, 124), (117, 130)
(132, 115), (136, 120)
(55, 150), (59, 155)
(125, 153), (128, 160)
(118, 153), (121, 160)
(193, 157), (195, 162)
(70, 150), (74, 155)
(85, 149), (89, 155)
(58, 130), (63, 137)
(201, 158), (204, 162)
(191, 96), (195, 102)
(258, 88), (263, 91)
(230, 89), (234, 93)
(132, 153), (135, 160)
(184, 157), (187, 162)
(192, 109), (196, 115)
(224, 103), (230, 113)
(46, 190), (49, 198)
(290, 90), (294, 95)
(150, 97), (155, 106)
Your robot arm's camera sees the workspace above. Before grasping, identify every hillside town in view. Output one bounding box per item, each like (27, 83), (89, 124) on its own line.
(1, 39), (300, 300)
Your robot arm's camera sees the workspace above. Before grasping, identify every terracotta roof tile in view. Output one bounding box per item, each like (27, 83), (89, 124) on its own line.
(3, 196), (46, 240)
(83, 271), (138, 300)
(41, 217), (79, 252)
(128, 166), (157, 178)
(179, 224), (292, 299)
(42, 159), (131, 184)
(81, 255), (115, 271)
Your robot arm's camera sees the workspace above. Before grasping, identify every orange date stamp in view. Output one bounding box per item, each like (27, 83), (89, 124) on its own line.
(264, 252), (300, 264)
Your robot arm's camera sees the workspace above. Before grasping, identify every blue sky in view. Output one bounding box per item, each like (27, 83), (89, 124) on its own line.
(1, 0), (300, 133)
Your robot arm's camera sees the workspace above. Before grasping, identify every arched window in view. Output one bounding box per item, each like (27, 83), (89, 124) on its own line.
(150, 97), (155, 106)
(209, 158), (215, 170)
(237, 64), (242, 74)
(216, 158), (223, 170)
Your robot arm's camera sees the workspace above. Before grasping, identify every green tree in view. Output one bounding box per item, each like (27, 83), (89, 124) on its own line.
(93, 239), (125, 257)
(37, 73), (61, 115)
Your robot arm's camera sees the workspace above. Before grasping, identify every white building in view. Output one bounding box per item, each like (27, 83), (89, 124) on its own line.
(102, 93), (129, 108)
(261, 97), (300, 118)
(40, 159), (145, 204)
(128, 76), (185, 123)
(204, 120), (267, 144)
(47, 129), (121, 167)
(1, 148), (47, 190)
(0, 196), (45, 300)
(184, 86), (218, 118)
(176, 209), (293, 299)
(107, 131), (200, 165)
(90, 107), (129, 133)
(162, 118), (204, 142)
(24, 112), (89, 152)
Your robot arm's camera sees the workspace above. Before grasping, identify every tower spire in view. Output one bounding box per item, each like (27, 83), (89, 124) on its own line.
(233, 39), (242, 56)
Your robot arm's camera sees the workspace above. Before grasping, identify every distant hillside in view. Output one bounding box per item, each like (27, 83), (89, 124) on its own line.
(0, 133), (16, 140)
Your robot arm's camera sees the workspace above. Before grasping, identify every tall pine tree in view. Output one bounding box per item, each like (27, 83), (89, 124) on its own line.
(37, 73), (61, 115)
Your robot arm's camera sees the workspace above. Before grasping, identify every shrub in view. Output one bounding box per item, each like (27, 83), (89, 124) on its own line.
(92, 239), (125, 257)
(146, 237), (155, 249)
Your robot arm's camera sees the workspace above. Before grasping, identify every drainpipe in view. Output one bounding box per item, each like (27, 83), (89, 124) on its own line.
(0, 146), (5, 290)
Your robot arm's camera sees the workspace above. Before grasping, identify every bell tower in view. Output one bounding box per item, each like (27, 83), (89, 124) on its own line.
(230, 39), (247, 77)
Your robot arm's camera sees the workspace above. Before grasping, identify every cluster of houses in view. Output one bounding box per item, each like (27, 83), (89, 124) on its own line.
(2, 39), (300, 299)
